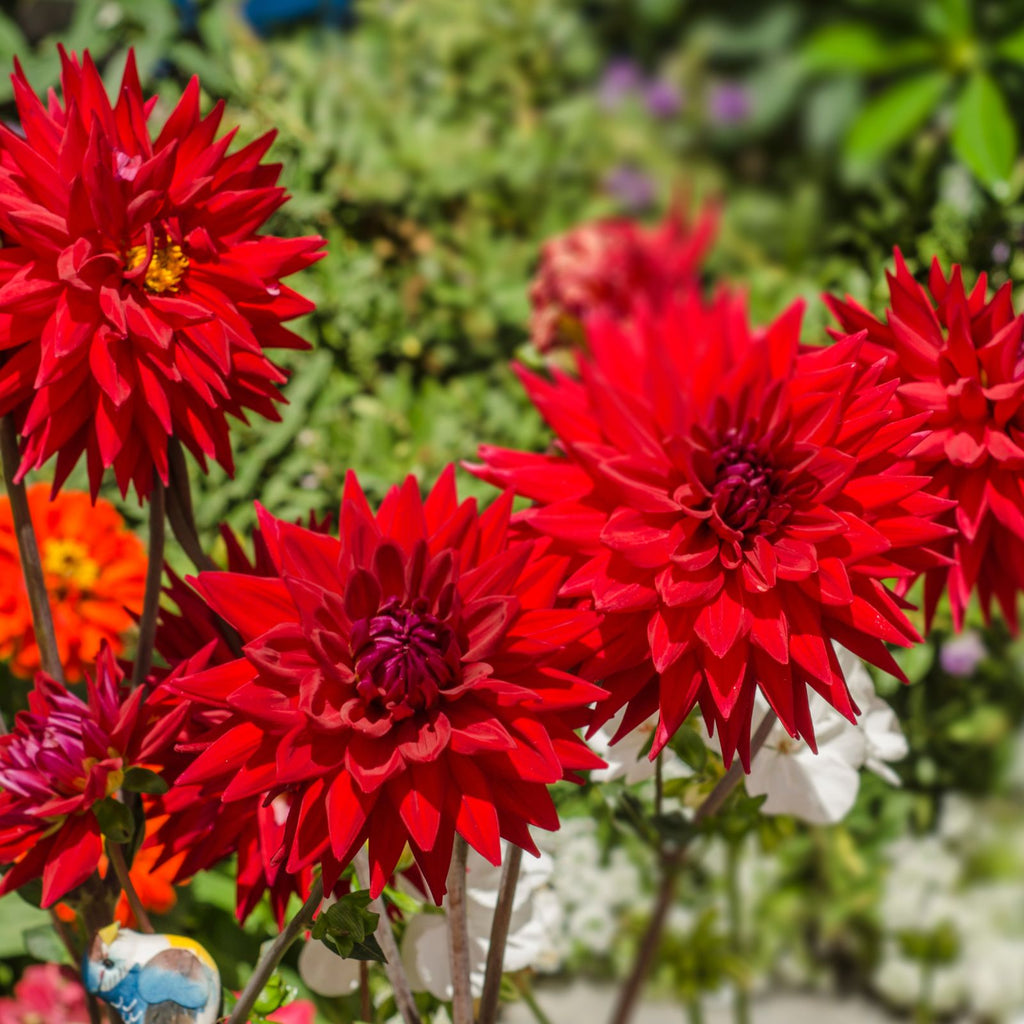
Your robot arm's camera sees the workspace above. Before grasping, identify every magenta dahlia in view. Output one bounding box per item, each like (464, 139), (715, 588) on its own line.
(0, 47), (323, 499)
(168, 468), (604, 901)
(828, 249), (1024, 631)
(0, 645), (187, 905)
(473, 289), (953, 767)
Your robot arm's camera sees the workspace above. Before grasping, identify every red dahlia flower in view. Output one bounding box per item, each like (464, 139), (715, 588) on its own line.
(169, 468), (605, 902)
(529, 203), (717, 353)
(472, 290), (953, 767)
(0, 645), (186, 905)
(0, 48), (323, 499)
(827, 250), (1024, 631)
(145, 521), (325, 925)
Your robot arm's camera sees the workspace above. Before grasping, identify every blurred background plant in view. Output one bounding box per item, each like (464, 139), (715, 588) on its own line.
(1, 0), (1024, 1021)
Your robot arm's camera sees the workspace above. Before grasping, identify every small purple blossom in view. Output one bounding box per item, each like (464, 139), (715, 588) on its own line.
(708, 82), (751, 125)
(599, 59), (644, 109)
(645, 79), (683, 119)
(940, 631), (987, 678)
(604, 165), (656, 213)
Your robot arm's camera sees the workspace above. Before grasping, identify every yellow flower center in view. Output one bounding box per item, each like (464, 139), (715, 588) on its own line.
(42, 537), (100, 590)
(125, 242), (189, 293)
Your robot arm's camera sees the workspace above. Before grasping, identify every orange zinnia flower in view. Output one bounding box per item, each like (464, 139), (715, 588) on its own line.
(0, 485), (146, 680)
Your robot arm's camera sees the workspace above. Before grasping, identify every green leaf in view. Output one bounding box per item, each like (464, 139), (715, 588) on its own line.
(669, 725), (708, 773)
(0, 895), (50, 958)
(311, 891), (386, 963)
(997, 25), (1024, 64)
(121, 766), (169, 795)
(803, 24), (932, 72)
(952, 72), (1018, 191)
(844, 71), (950, 163)
(24, 924), (71, 965)
(93, 798), (133, 844)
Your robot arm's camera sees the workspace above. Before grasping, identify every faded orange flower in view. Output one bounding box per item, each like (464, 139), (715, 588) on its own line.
(0, 485), (146, 680)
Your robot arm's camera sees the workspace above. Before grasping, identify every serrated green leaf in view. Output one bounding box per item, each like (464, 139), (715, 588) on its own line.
(93, 798), (133, 843)
(952, 71), (1018, 190)
(121, 766), (169, 795)
(844, 71), (950, 163)
(802, 24), (932, 73)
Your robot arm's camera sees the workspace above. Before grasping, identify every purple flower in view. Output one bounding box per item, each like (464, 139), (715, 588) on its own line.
(645, 79), (683, 119)
(708, 82), (751, 125)
(604, 165), (656, 212)
(940, 631), (987, 678)
(599, 59), (643, 109)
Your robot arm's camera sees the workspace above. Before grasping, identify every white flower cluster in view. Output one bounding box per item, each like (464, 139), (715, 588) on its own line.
(874, 795), (1024, 1021)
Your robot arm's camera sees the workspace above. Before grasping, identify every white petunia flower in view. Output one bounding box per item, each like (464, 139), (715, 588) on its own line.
(399, 844), (560, 1000)
(744, 644), (907, 824)
(588, 709), (691, 785)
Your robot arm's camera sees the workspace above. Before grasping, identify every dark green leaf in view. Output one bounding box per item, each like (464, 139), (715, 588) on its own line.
(844, 71), (950, 163)
(952, 72), (1018, 190)
(121, 767), (169, 795)
(669, 725), (708, 773)
(312, 891), (385, 963)
(93, 798), (133, 844)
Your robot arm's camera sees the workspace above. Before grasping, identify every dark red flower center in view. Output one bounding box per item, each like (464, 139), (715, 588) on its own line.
(710, 430), (776, 535)
(351, 598), (461, 719)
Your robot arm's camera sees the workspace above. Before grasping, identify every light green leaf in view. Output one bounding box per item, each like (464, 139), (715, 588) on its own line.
(997, 25), (1024, 64)
(952, 71), (1018, 190)
(803, 24), (932, 72)
(844, 71), (950, 163)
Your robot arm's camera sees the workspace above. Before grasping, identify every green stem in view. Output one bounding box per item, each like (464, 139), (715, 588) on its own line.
(687, 997), (705, 1024)
(107, 841), (154, 934)
(447, 837), (473, 1024)
(516, 977), (556, 1024)
(225, 875), (324, 1024)
(0, 416), (63, 683)
(130, 477), (164, 690)
(726, 841), (749, 1024)
(477, 844), (523, 1024)
(607, 712), (777, 1024)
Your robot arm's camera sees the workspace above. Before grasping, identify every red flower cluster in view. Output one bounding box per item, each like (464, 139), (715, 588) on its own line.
(828, 250), (1024, 630)
(170, 468), (604, 901)
(0, 48), (322, 499)
(529, 204), (717, 353)
(0, 645), (185, 906)
(474, 290), (952, 765)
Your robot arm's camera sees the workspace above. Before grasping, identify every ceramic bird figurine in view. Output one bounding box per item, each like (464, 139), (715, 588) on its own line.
(84, 923), (221, 1024)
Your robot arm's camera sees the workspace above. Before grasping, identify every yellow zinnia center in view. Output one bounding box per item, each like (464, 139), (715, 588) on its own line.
(125, 242), (189, 293)
(42, 538), (100, 590)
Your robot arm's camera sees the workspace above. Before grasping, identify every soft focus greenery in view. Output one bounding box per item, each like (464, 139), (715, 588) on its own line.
(2, 0), (1024, 1021)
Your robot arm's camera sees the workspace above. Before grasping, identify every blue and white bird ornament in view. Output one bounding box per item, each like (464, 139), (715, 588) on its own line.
(84, 922), (221, 1024)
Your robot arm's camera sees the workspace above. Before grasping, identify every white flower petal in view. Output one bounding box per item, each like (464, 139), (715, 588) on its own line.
(297, 939), (362, 997)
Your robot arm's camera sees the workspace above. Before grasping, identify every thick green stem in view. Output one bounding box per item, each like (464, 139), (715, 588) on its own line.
(0, 417), (63, 682)
(226, 875), (324, 1024)
(447, 837), (474, 1024)
(107, 841), (154, 934)
(477, 844), (523, 1024)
